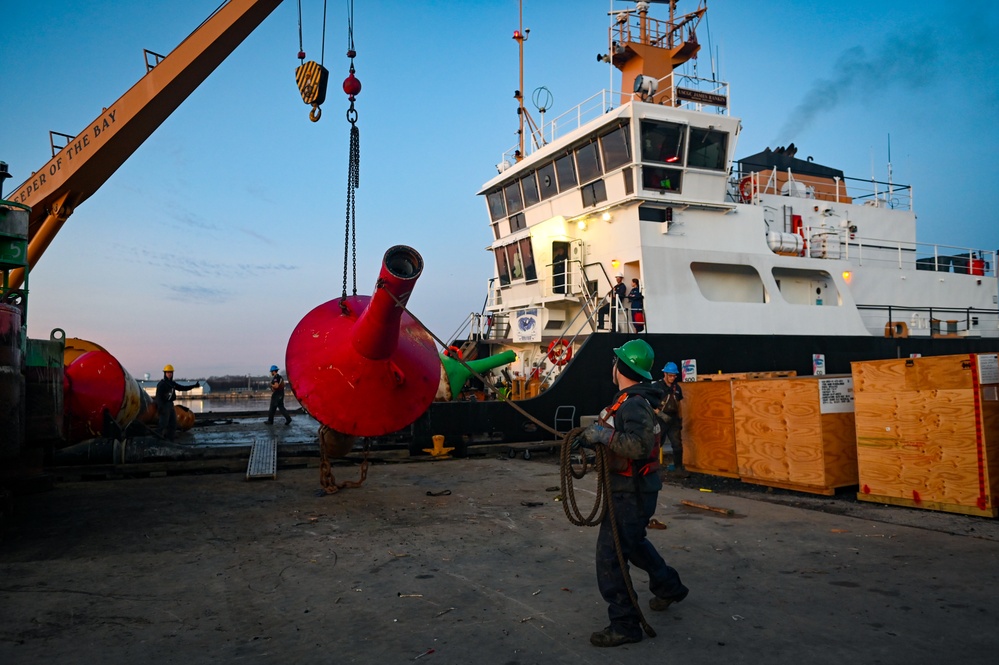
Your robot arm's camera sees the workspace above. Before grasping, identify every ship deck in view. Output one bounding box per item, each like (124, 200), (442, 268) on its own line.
(2, 446), (998, 663)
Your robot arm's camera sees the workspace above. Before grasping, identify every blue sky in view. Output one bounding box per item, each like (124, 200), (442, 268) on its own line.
(2, 0), (997, 379)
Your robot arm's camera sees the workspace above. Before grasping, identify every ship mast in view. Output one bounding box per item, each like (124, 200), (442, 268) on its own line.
(609, 0), (706, 106)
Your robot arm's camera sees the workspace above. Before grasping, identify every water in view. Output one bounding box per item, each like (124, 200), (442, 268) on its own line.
(176, 396), (301, 414)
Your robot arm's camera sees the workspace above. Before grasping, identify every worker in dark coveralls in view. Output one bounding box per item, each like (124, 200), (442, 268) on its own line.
(654, 361), (687, 476)
(572, 339), (689, 647)
(266, 365), (292, 425)
(155, 364), (200, 440)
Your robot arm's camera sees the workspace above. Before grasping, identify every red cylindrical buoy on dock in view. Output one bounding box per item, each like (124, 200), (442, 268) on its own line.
(63, 348), (144, 443)
(285, 246), (440, 436)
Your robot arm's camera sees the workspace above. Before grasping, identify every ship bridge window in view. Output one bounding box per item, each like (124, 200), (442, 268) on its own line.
(521, 171), (540, 207)
(691, 262), (767, 303)
(555, 152), (577, 190)
(641, 120), (686, 165)
(575, 141), (603, 184)
(688, 127), (728, 171)
(504, 181), (524, 215)
(600, 123), (631, 171)
(509, 213), (526, 234)
(487, 190), (506, 221)
(538, 161), (558, 200)
(642, 166), (682, 192)
(581, 179), (607, 208)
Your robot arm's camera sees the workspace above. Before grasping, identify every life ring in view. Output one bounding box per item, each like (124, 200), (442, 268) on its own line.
(444, 345), (463, 360)
(547, 338), (572, 366)
(738, 176), (756, 203)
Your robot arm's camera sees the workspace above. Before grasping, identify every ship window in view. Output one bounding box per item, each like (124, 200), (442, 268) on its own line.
(521, 172), (540, 207)
(641, 166), (682, 192)
(641, 120), (686, 165)
(538, 161), (558, 200)
(600, 124), (631, 171)
(491, 221), (501, 240)
(509, 212), (526, 233)
(624, 167), (634, 195)
(691, 262), (767, 303)
(555, 153), (577, 190)
(495, 247), (512, 286)
(581, 179), (607, 208)
(487, 190), (506, 222)
(504, 181), (524, 215)
(688, 127), (728, 171)
(575, 141), (603, 184)
(518, 237), (538, 282)
(506, 243), (525, 281)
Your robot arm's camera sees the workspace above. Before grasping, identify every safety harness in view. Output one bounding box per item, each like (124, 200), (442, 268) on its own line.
(597, 392), (662, 478)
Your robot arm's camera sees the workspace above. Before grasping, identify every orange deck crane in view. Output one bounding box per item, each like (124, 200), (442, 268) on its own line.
(5, 0), (286, 290)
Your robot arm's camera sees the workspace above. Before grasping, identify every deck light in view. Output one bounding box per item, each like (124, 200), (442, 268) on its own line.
(577, 219), (588, 231)
(601, 212), (612, 223)
(842, 271), (852, 283)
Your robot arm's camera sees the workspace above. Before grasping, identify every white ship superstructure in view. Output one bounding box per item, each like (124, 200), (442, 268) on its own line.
(470, 0), (997, 379)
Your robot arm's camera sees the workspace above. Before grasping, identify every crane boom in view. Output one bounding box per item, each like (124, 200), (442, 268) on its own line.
(5, 0), (285, 289)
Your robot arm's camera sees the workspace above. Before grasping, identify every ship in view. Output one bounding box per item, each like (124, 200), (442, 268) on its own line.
(402, 0), (999, 454)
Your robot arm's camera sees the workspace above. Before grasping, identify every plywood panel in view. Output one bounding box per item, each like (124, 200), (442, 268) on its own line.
(732, 376), (857, 494)
(681, 380), (738, 477)
(852, 354), (998, 517)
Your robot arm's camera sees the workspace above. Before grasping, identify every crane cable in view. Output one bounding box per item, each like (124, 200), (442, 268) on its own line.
(341, 0), (361, 303)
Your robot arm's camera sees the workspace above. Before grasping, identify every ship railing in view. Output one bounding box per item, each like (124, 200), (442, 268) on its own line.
(733, 167), (913, 210)
(842, 237), (996, 277)
(858, 304), (999, 339)
(499, 69), (729, 164)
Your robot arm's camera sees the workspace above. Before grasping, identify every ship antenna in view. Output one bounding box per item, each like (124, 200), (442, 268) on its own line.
(513, 0), (528, 161)
(887, 133), (894, 209)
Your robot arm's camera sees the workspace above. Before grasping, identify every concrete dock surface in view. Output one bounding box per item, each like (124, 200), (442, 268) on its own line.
(2, 455), (998, 664)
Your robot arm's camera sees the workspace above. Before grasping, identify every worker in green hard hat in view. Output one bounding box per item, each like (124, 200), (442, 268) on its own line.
(571, 339), (688, 647)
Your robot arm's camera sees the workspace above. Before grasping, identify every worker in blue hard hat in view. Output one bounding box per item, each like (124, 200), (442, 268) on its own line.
(266, 365), (292, 426)
(570, 339), (688, 647)
(653, 361), (686, 476)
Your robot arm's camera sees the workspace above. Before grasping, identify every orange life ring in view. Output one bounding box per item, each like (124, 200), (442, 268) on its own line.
(547, 338), (572, 366)
(738, 176), (756, 203)
(445, 345), (463, 360)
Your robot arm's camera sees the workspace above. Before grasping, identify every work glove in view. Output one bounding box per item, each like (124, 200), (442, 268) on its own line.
(581, 423), (613, 446)
(569, 431), (591, 451)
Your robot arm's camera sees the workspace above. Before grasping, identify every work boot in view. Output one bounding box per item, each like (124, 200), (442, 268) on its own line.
(285, 418), (292, 425)
(650, 585), (689, 611)
(265, 420), (273, 425)
(589, 626), (641, 648)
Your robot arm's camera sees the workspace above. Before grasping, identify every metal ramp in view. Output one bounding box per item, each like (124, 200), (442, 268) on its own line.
(246, 437), (277, 480)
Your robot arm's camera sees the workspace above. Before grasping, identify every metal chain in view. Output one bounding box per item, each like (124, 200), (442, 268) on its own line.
(559, 428), (657, 638)
(318, 426), (371, 494)
(341, 117), (359, 298)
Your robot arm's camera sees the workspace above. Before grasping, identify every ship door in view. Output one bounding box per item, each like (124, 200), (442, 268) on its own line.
(552, 241), (570, 294)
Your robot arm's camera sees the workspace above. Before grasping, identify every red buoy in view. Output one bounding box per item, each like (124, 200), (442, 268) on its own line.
(285, 246), (439, 436)
(63, 349), (144, 442)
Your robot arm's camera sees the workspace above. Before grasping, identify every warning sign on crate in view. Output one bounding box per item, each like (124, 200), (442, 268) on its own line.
(819, 376), (854, 413)
(977, 353), (999, 384)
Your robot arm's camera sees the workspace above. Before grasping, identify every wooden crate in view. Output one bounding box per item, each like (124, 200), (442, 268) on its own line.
(853, 353), (999, 517)
(681, 380), (739, 477)
(731, 375), (858, 495)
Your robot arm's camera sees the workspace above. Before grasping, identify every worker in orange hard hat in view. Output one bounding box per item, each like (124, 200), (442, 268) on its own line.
(155, 364), (200, 440)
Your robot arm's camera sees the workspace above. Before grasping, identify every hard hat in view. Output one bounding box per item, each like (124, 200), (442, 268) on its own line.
(615, 272), (624, 278)
(612, 339), (654, 380)
(163, 364), (174, 372)
(270, 365), (279, 372)
(663, 361), (679, 375)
